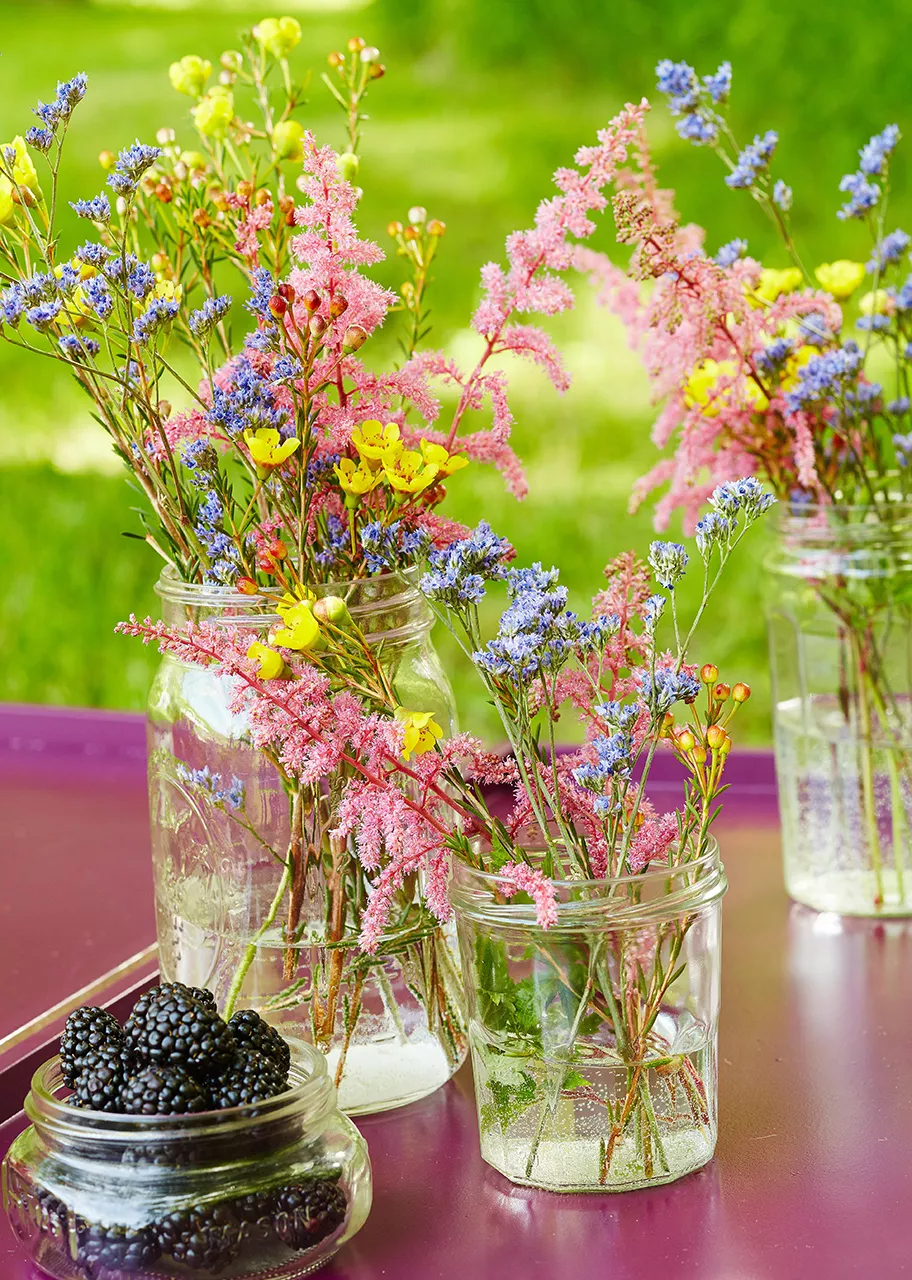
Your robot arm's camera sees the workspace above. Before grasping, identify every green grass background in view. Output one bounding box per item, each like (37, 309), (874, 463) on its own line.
(2, 0), (911, 741)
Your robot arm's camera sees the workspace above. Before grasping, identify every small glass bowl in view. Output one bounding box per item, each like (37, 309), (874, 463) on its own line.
(2, 1040), (371, 1279)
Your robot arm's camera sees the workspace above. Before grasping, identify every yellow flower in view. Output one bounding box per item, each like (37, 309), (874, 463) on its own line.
(780, 343), (817, 391)
(244, 427), (301, 469)
(0, 176), (14, 225)
(192, 87), (235, 139)
(684, 358), (767, 416)
(153, 278), (183, 303)
(395, 707), (444, 760)
(859, 288), (894, 317)
(271, 601), (323, 652)
(334, 457), (383, 507)
(419, 439), (469, 477)
(253, 16), (302, 57)
(383, 449), (439, 497)
(1, 137), (39, 192)
(751, 267), (803, 304)
(276, 586), (316, 617)
(272, 120), (304, 161)
(247, 641), (285, 680)
(352, 420), (402, 466)
(169, 55), (212, 98)
(814, 260), (866, 300)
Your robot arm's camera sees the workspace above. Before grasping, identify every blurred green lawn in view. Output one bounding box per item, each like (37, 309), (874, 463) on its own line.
(2, 0), (912, 742)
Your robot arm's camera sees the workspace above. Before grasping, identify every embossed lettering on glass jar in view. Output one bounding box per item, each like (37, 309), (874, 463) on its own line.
(148, 566), (466, 1114)
(451, 841), (726, 1193)
(766, 502), (912, 916)
(2, 1042), (370, 1279)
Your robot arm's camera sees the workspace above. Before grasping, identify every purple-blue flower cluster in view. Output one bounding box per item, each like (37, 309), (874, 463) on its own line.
(189, 294), (232, 337)
(132, 297), (179, 345)
(359, 520), (430, 573)
(194, 487), (240, 584)
(421, 521), (511, 607)
(58, 334), (100, 361)
(786, 342), (863, 413)
(708, 476), (777, 523)
(772, 180), (792, 212)
(175, 764), (245, 810)
(29, 73), (87, 151)
(694, 511), (731, 558)
(868, 229), (910, 273)
(654, 58), (731, 146)
(107, 141), (162, 197)
(639, 668), (701, 716)
(725, 131), (778, 190)
(837, 127), (899, 221)
(70, 194), (111, 223)
(209, 359), (287, 438)
(312, 514), (349, 571)
(648, 541), (689, 590)
(714, 238), (747, 268)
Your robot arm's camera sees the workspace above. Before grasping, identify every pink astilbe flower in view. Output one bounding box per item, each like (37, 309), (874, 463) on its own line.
(627, 812), (679, 874)
(234, 198), (274, 263)
(498, 861), (559, 930)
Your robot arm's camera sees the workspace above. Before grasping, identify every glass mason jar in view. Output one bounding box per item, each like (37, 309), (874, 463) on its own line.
(147, 567), (467, 1115)
(2, 1042), (370, 1279)
(450, 842), (726, 1193)
(766, 503), (912, 916)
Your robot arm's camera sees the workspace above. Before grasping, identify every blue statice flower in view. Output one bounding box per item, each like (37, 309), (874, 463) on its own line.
(703, 61), (731, 103)
(858, 124), (900, 176)
(639, 668), (701, 716)
(695, 511), (731, 557)
(74, 242), (113, 267)
(107, 141), (162, 197)
(245, 326), (281, 353)
(32, 74), (88, 139)
(887, 397), (910, 415)
(797, 312), (832, 347)
(189, 294), (232, 337)
(846, 381), (881, 407)
(209, 358), (286, 438)
(642, 593), (667, 632)
(655, 59), (699, 113)
(175, 764), (245, 810)
(838, 171), (881, 220)
(360, 520), (430, 573)
(127, 263), (155, 301)
(55, 263), (81, 294)
(677, 114), (717, 144)
(421, 521), (511, 607)
(1, 285), (25, 326)
(856, 314), (891, 332)
(103, 253), (139, 286)
(648, 540), (689, 590)
(70, 194), (111, 222)
(786, 341), (863, 412)
(595, 701), (639, 733)
(58, 334), (100, 361)
(573, 730), (634, 789)
(893, 433), (912, 466)
(725, 131), (778, 189)
(180, 439), (219, 490)
(895, 278), (912, 312)
(20, 271), (58, 306)
(133, 297), (179, 344)
(772, 179), (793, 212)
(714, 238), (748, 267)
(868, 229), (910, 273)
(119, 360), (143, 387)
(272, 354), (303, 381)
(245, 267), (274, 320)
(306, 452), (340, 489)
(709, 476), (776, 522)
(198, 490), (223, 527)
(25, 301), (61, 332)
(25, 127), (54, 154)
(313, 514), (349, 570)
(755, 337), (793, 375)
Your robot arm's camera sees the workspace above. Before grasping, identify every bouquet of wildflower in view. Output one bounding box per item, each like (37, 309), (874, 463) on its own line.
(568, 62), (912, 913)
(122, 475), (773, 1181)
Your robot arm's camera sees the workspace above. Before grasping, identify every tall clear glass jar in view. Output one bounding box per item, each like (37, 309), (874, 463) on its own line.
(2, 1042), (370, 1279)
(766, 503), (912, 916)
(450, 842), (726, 1193)
(147, 567), (467, 1114)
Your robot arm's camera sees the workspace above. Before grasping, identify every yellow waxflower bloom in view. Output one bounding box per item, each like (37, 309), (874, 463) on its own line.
(272, 120), (305, 161)
(169, 55), (212, 98)
(0, 176), (14, 225)
(192, 87), (235, 139)
(780, 344), (818, 392)
(395, 707), (444, 760)
(352, 420), (402, 465)
(419, 439), (470, 477)
(334, 457), (384, 507)
(247, 641), (285, 680)
(859, 288), (894, 317)
(276, 586), (316, 617)
(244, 427), (301, 469)
(153, 278), (183, 303)
(271, 601), (323, 652)
(752, 267), (803, 304)
(253, 16), (302, 57)
(684, 359), (767, 416)
(1, 137), (39, 192)
(815, 260), (866, 300)
(383, 449), (439, 496)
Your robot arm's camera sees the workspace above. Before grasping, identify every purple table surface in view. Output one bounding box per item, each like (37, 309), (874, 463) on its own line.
(2, 704), (912, 1278)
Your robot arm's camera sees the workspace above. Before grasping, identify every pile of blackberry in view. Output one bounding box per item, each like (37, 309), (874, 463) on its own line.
(43, 985), (347, 1276)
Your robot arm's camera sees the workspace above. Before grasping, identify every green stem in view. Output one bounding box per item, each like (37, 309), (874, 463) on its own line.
(222, 858), (292, 1019)
(851, 629), (886, 908)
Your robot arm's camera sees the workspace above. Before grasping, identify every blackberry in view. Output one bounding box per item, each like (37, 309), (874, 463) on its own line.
(59, 1007), (123, 1089)
(75, 1221), (161, 1276)
(228, 1009), (291, 1076)
(210, 1050), (287, 1109)
(234, 1189), (275, 1240)
(36, 1186), (68, 1237)
(130, 983), (217, 1018)
(120, 1064), (212, 1116)
(71, 1044), (128, 1113)
(155, 1203), (241, 1271)
(124, 990), (236, 1077)
(272, 1180), (347, 1250)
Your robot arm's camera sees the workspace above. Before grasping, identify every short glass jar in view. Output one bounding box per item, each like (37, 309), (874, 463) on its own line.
(148, 566), (467, 1114)
(766, 502), (912, 915)
(450, 842), (726, 1193)
(2, 1041), (370, 1279)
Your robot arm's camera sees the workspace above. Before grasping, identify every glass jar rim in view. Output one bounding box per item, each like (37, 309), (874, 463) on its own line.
(154, 561), (423, 608)
(775, 498), (912, 523)
(25, 1039), (335, 1140)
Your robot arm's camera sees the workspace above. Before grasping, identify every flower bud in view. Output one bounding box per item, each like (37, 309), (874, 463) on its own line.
(268, 295), (287, 318)
(180, 150), (207, 171)
(692, 745), (707, 764)
(173, 162), (188, 182)
(369, 62), (386, 80)
(221, 50), (244, 73)
(427, 218), (446, 237)
(360, 46), (380, 62)
(272, 120), (304, 162)
(313, 595), (352, 627)
(403, 226), (418, 242)
(254, 16), (302, 57)
(327, 50), (345, 69)
(677, 728), (696, 752)
(303, 289), (320, 312)
(237, 576), (259, 595)
(336, 151), (359, 184)
(159, 400), (172, 419)
(257, 556), (277, 574)
(309, 314), (328, 340)
(347, 36), (366, 52)
(342, 325), (368, 353)
(115, 196), (128, 217)
(155, 183), (173, 203)
(719, 732), (733, 755)
(169, 55), (211, 98)
(387, 220), (404, 238)
(329, 294), (348, 318)
(408, 205), (427, 226)
(268, 538), (288, 561)
(732, 682), (751, 703)
(279, 194), (296, 224)
(192, 209), (212, 229)
(236, 180), (253, 202)
(277, 283), (296, 303)
(156, 127), (177, 146)
(706, 724), (726, 750)
(659, 711), (675, 738)
(151, 253), (168, 272)
(700, 663), (718, 684)
(254, 187), (271, 207)
(219, 69), (236, 87)
(98, 150), (116, 171)
(713, 682), (731, 702)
